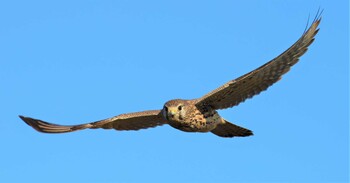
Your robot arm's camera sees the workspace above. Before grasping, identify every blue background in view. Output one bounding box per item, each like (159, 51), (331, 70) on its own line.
(1, 0), (348, 182)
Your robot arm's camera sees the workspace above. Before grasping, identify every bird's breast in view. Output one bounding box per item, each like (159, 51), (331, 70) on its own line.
(168, 109), (222, 133)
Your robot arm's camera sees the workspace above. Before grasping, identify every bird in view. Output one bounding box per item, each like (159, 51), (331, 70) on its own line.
(19, 13), (322, 138)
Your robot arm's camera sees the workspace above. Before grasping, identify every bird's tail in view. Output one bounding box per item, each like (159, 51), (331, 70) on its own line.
(19, 115), (93, 133)
(211, 119), (253, 138)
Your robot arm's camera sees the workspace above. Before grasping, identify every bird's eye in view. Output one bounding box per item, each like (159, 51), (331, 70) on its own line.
(178, 105), (182, 111)
(164, 106), (168, 112)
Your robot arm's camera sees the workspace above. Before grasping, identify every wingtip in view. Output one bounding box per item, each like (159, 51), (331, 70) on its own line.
(19, 115), (32, 126)
(19, 115), (48, 134)
(19, 115), (29, 121)
(314, 8), (323, 24)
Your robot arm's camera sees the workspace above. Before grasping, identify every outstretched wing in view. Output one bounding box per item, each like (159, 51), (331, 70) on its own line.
(195, 13), (322, 110)
(19, 110), (168, 133)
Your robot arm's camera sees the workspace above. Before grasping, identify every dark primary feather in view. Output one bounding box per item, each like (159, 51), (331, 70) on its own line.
(195, 14), (322, 110)
(19, 110), (167, 133)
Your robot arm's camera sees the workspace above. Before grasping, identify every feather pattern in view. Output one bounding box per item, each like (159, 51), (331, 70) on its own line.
(195, 13), (322, 110)
(19, 12), (322, 138)
(19, 110), (167, 133)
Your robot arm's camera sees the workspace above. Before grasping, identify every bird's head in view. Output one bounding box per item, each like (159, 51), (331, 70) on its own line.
(162, 99), (187, 121)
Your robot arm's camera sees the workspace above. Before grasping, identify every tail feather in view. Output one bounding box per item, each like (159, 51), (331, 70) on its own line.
(19, 115), (92, 133)
(211, 120), (253, 138)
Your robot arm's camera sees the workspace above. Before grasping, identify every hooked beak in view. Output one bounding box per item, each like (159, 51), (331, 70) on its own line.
(169, 109), (176, 115)
(167, 108), (176, 119)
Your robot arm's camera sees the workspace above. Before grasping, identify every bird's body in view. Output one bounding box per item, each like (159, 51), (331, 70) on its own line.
(19, 12), (322, 138)
(163, 99), (252, 137)
(164, 99), (221, 132)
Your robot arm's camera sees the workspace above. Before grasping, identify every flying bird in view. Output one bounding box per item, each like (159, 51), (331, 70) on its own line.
(19, 13), (322, 138)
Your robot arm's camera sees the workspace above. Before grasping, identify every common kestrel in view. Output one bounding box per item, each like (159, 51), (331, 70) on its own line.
(19, 13), (321, 138)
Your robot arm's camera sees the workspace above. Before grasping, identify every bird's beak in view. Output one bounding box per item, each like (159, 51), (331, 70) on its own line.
(167, 108), (177, 119)
(169, 109), (176, 116)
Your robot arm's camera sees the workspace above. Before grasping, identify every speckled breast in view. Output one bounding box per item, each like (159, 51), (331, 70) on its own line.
(168, 108), (222, 133)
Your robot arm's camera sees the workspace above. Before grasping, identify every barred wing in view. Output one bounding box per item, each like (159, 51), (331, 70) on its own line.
(195, 14), (321, 110)
(20, 110), (167, 133)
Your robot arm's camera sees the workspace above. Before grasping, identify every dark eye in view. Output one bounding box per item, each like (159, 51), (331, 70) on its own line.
(164, 106), (168, 112)
(178, 105), (182, 111)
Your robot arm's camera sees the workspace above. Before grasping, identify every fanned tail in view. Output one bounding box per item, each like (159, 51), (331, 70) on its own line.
(211, 120), (253, 138)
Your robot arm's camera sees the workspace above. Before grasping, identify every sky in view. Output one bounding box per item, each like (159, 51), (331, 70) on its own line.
(0, 0), (348, 182)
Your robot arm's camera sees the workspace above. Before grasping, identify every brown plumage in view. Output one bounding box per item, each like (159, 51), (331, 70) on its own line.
(19, 13), (321, 138)
(20, 110), (166, 133)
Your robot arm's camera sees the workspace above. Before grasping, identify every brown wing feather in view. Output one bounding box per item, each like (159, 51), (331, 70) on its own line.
(195, 14), (322, 110)
(19, 110), (168, 134)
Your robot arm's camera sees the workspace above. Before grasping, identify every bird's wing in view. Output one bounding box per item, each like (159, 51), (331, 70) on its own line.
(19, 110), (168, 133)
(195, 13), (321, 110)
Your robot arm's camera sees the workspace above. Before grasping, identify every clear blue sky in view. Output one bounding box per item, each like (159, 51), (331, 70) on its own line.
(1, 1), (348, 182)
